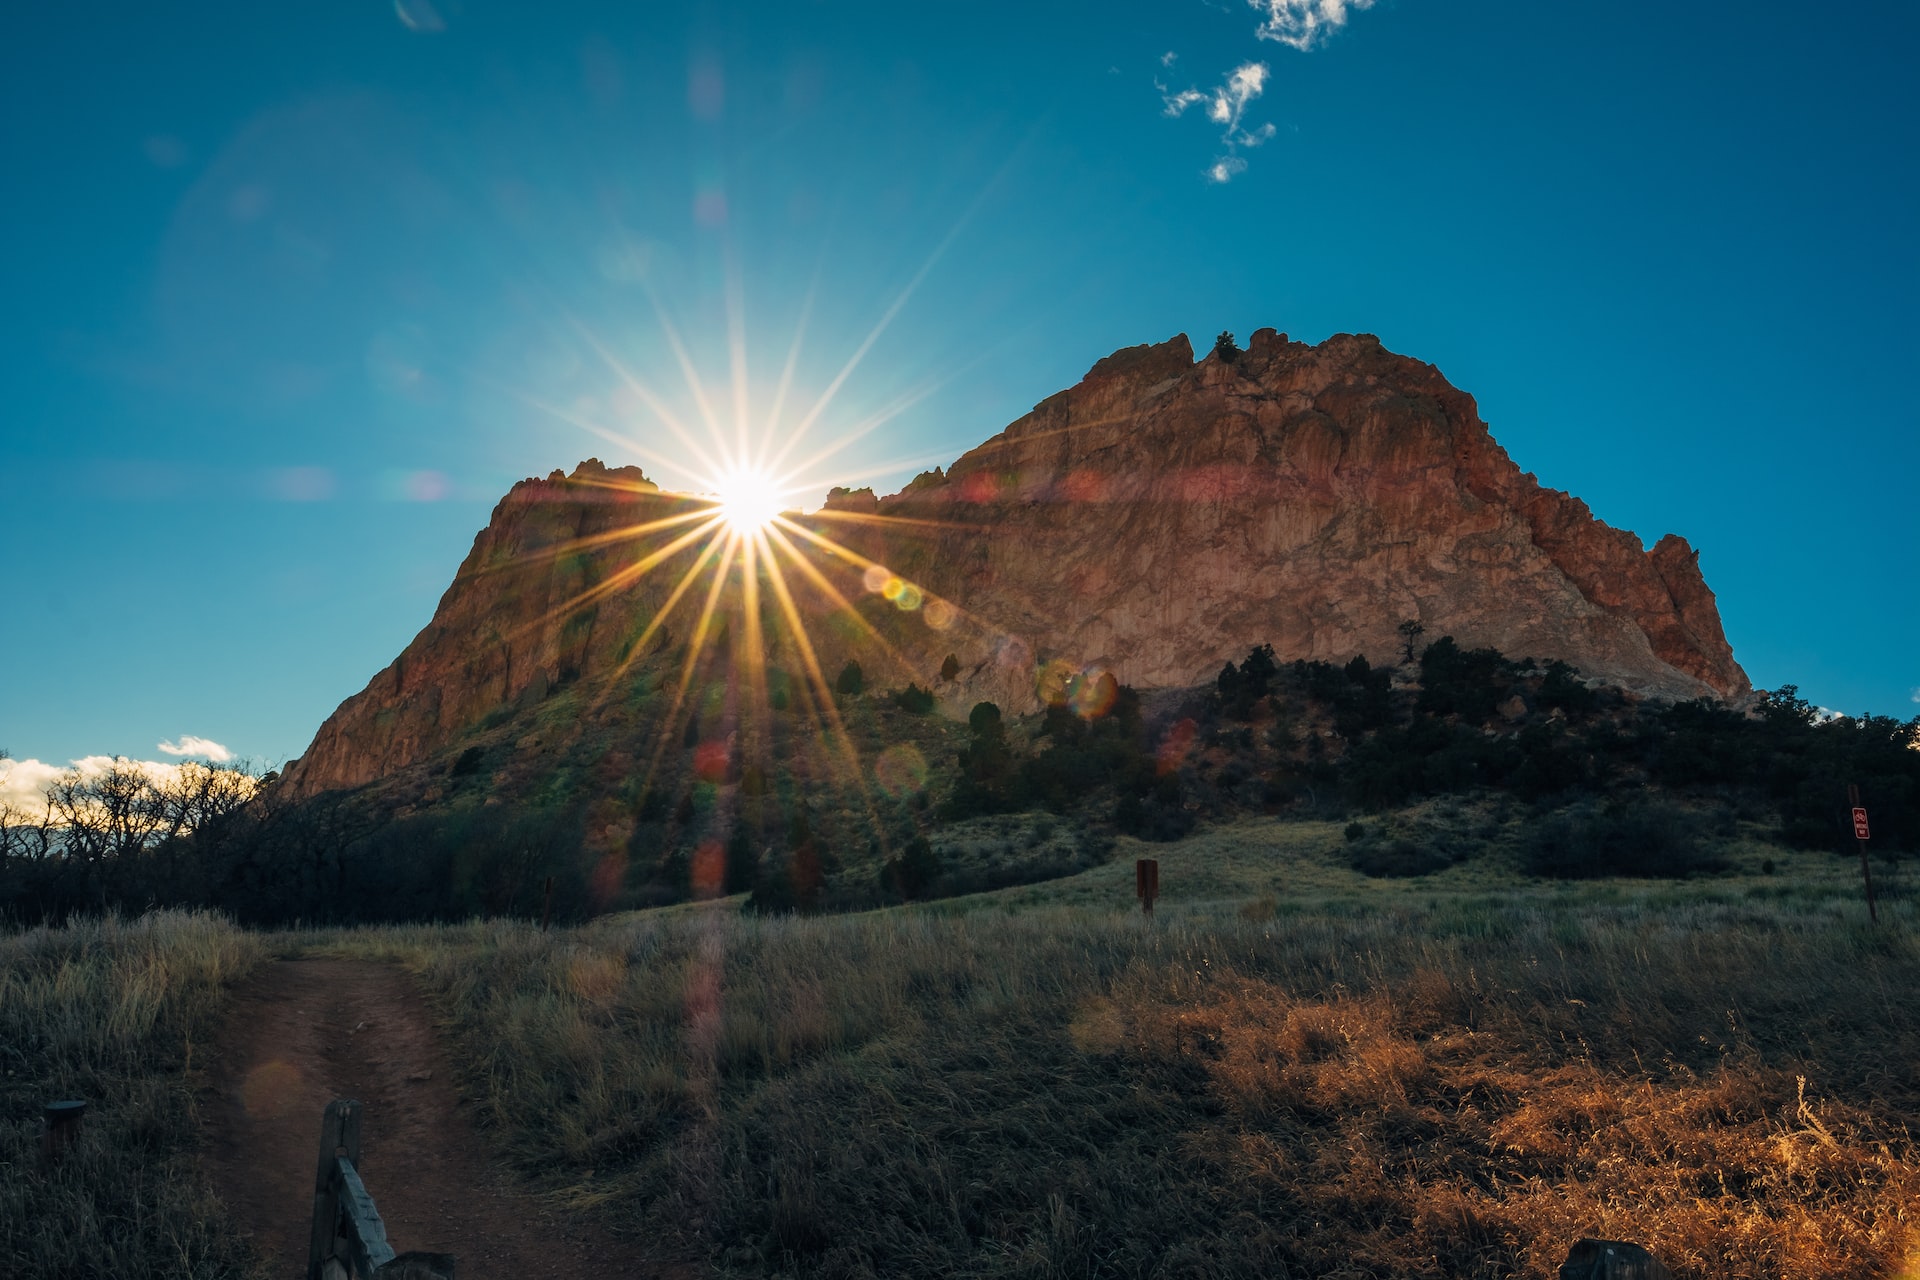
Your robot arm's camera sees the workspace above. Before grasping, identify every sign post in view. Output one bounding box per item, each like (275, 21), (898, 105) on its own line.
(1135, 858), (1159, 919)
(1848, 784), (1877, 924)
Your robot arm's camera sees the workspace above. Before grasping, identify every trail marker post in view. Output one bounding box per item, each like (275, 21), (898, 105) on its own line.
(1848, 784), (1877, 924)
(41, 1099), (85, 1164)
(1136, 858), (1159, 918)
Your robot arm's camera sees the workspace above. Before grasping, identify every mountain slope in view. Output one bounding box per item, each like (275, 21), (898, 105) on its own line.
(282, 329), (1746, 798)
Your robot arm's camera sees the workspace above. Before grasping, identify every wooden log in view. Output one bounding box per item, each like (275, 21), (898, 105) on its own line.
(1558, 1238), (1673, 1280)
(376, 1252), (457, 1279)
(336, 1154), (399, 1275)
(308, 1100), (360, 1280)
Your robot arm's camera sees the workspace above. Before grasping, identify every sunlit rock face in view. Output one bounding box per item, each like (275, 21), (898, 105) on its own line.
(862, 329), (1747, 715)
(281, 332), (1747, 798)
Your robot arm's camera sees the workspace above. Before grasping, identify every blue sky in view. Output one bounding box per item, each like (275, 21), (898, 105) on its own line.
(2, 0), (1915, 775)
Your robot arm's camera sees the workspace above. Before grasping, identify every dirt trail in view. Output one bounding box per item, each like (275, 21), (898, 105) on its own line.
(202, 958), (658, 1279)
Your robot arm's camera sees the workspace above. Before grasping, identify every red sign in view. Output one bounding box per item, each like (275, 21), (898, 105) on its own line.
(1852, 807), (1871, 841)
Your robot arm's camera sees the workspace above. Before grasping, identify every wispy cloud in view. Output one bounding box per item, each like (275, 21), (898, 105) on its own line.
(1162, 87), (1206, 117)
(1910, 686), (1920, 704)
(1155, 0), (1378, 182)
(1207, 156), (1250, 184)
(159, 735), (234, 762)
(1254, 0), (1377, 51)
(1159, 61), (1277, 182)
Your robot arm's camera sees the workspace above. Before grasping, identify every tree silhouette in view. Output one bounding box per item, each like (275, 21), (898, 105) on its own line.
(1397, 619), (1426, 664)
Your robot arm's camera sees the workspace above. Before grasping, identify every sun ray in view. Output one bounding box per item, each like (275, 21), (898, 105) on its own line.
(639, 530), (743, 796)
(758, 267), (820, 472)
(558, 313), (729, 482)
(762, 519), (917, 675)
(464, 507), (717, 578)
(724, 247), (752, 475)
(643, 287), (730, 460)
(502, 384), (712, 493)
(495, 514), (728, 647)
(752, 528), (889, 832)
(800, 506), (979, 533)
(583, 521), (734, 723)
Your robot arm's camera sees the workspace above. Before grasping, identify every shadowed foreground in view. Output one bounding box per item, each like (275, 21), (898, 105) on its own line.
(203, 958), (654, 1280)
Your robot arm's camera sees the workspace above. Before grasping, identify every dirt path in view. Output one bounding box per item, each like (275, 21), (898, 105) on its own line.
(202, 958), (665, 1279)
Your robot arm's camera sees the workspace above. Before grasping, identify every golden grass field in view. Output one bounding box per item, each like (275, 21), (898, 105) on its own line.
(5, 816), (1919, 1278)
(0, 911), (265, 1278)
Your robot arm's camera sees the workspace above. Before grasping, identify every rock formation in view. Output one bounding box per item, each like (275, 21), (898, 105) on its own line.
(281, 330), (1747, 798)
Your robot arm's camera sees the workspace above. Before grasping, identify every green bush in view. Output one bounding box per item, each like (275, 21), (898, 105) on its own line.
(1348, 836), (1452, 878)
(1520, 800), (1725, 879)
(893, 683), (936, 714)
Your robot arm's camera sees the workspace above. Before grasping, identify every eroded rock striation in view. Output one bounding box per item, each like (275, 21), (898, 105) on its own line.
(282, 331), (1746, 797)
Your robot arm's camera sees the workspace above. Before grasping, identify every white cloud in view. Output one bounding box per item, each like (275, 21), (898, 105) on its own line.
(1163, 87), (1206, 117)
(0, 758), (69, 812)
(1209, 61), (1269, 131)
(1910, 686), (1920, 704)
(158, 735), (234, 762)
(0, 754), (255, 816)
(1154, 0), (1380, 181)
(1253, 0), (1377, 51)
(1208, 156), (1250, 184)
(1163, 62), (1275, 180)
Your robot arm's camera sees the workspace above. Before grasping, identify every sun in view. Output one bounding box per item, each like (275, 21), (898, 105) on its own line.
(714, 466), (784, 533)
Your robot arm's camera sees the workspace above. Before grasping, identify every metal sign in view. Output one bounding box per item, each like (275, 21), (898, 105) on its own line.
(1852, 807), (1871, 841)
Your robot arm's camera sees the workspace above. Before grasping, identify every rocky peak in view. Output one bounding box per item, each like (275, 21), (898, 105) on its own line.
(281, 329), (1747, 798)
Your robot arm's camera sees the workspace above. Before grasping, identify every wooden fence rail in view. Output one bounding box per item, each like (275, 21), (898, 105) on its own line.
(307, 1099), (457, 1280)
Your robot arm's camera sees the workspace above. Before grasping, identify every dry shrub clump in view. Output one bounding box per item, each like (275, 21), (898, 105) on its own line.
(357, 901), (1920, 1279)
(0, 910), (265, 1278)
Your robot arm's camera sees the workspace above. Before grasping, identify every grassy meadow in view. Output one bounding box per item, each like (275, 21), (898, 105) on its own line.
(292, 817), (1920, 1279)
(3, 817), (1917, 1278)
(0, 910), (265, 1279)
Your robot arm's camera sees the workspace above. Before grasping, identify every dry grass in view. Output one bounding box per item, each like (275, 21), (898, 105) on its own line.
(297, 834), (1920, 1279)
(0, 910), (266, 1279)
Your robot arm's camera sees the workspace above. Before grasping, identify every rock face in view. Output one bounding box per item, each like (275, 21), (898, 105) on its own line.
(281, 331), (1748, 798)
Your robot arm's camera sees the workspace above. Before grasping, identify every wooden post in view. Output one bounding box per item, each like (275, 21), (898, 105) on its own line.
(41, 1099), (85, 1164)
(1848, 784), (1877, 924)
(541, 875), (555, 932)
(308, 1099), (362, 1280)
(1135, 858), (1159, 918)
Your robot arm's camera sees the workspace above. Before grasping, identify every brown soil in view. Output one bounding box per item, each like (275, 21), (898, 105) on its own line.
(202, 958), (668, 1279)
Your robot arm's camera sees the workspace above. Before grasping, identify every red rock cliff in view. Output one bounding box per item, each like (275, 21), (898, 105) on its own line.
(281, 331), (1747, 797)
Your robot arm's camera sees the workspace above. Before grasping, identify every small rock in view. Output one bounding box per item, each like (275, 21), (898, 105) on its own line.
(406, 1070), (432, 1082)
(1558, 1238), (1672, 1280)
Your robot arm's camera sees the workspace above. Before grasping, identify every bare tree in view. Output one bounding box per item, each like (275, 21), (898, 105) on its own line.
(0, 797), (55, 871)
(152, 759), (258, 842)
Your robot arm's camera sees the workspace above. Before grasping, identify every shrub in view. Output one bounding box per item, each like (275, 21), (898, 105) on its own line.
(881, 836), (943, 899)
(1348, 836), (1452, 878)
(893, 683), (935, 715)
(1520, 800), (1726, 878)
(835, 660), (864, 696)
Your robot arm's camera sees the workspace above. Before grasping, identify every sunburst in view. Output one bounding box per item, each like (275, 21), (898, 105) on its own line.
(480, 286), (1018, 910)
